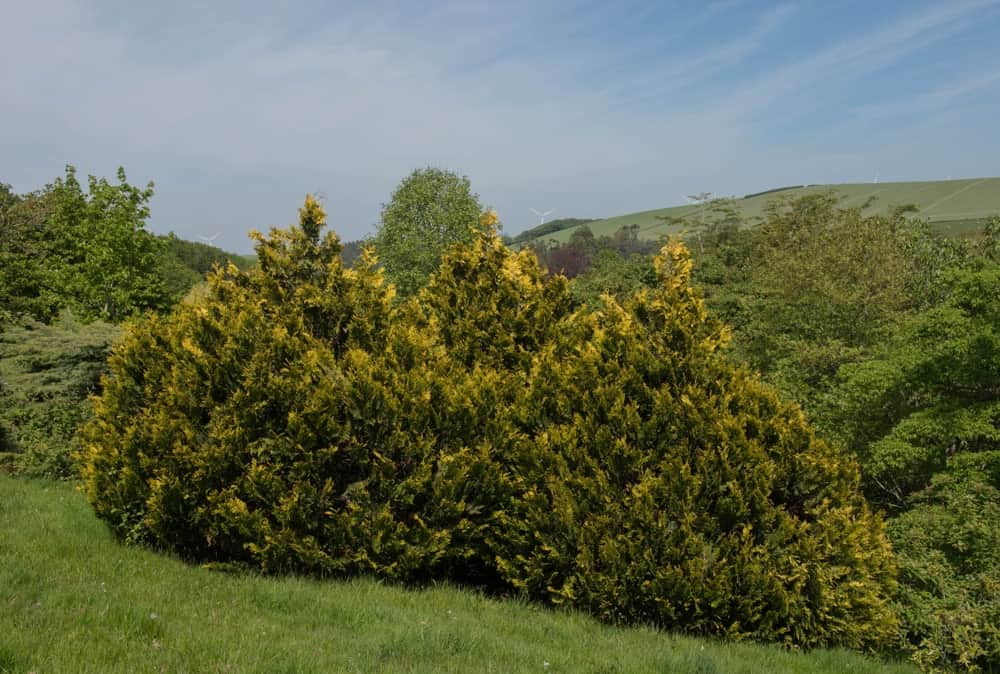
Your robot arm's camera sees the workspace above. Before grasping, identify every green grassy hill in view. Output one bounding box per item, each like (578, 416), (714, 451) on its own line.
(0, 477), (917, 674)
(518, 177), (1000, 246)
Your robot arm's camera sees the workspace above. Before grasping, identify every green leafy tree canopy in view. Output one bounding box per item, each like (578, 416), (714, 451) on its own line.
(1, 166), (170, 323)
(373, 167), (486, 297)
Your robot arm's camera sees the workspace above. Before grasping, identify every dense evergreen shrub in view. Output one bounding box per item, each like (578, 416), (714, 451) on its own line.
(80, 197), (899, 652)
(495, 241), (897, 650)
(81, 198), (516, 582)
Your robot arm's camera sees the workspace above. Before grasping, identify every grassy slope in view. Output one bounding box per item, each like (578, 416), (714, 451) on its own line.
(0, 478), (917, 674)
(520, 177), (1000, 245)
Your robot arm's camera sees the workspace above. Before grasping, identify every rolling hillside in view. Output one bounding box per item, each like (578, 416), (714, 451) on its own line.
(516, 177), (1000, 246)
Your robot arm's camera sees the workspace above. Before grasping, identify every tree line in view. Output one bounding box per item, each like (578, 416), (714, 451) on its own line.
(0, 166), (251, 325)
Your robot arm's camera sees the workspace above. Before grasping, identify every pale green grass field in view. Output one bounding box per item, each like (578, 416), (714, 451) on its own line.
(521, 177), (1000, 245)
(0, 477), (919, 673)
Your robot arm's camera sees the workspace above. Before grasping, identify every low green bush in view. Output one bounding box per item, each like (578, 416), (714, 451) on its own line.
(0, 313), (119, 478)
(79, 197), (900, 653)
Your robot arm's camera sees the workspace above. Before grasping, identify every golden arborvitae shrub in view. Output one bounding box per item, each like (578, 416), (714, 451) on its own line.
(80, 198), (507, 580)
(80, 199), (899, 651)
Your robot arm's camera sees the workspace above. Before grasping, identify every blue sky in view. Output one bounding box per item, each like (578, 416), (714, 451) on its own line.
(3, 0), (1000, 251)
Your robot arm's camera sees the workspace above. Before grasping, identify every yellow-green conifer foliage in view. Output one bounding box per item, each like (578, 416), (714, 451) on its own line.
(415, 227), (571, 370)
(80, 200), (898, 652)
(493, 240), (898, 650)
(80, 197), (506, 580)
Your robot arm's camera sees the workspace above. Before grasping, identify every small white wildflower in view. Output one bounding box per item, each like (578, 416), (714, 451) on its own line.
(150, 612), (158, 620)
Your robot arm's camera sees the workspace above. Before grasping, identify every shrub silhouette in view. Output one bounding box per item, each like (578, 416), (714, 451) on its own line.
(80, 197), (898, 651)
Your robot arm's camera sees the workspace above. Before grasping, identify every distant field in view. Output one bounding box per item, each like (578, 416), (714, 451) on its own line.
(518, 177), (1000, 245)
(0, 477), (917, 674)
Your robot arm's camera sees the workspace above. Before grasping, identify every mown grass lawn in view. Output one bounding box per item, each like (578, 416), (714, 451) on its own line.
(0, 477), (918, 673)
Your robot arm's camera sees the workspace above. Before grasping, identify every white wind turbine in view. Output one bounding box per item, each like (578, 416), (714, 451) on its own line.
(684, 192), (712, 205)
(530, 208), (554, 225)
(199, 232), (222, 246)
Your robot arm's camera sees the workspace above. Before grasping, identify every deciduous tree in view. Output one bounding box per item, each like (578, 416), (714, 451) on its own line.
(373, 167), (485, 297)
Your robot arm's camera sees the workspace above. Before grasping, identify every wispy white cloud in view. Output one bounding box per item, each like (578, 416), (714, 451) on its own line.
(1, 0), (998, 248)
(598, 3), (799, 106)
(712, 0), (1000, 121)
(852, 68), (1000, 122)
